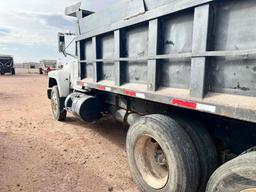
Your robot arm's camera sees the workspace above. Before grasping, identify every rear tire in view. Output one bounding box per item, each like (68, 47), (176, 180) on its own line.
(126, 114), (200, 192)
(174, 117), (217, 192)
(206, 151), (256, 192)
(51, 86), (67, 121)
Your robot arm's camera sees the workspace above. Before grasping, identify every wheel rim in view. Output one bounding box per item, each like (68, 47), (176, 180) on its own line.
(240, 189), (256, 192)
(51, 91), (58, 116)
(134, 135), (169, 189)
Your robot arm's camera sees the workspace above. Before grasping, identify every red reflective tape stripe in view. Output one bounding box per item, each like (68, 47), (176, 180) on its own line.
(171, 99), (197, 109)
(98, 85), (106, 90)
(124, 90), (136, 97)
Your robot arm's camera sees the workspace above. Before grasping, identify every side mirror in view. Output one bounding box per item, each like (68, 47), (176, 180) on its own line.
(58, 33), (65, 53)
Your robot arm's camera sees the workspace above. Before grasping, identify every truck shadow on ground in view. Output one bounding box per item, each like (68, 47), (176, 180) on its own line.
(65, 116), (128, 150)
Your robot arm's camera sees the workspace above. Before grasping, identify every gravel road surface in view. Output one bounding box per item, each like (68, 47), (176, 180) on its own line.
(0, 74), (139, 192)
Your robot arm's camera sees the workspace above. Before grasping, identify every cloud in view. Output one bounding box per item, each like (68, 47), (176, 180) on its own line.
(0, 0), (120, 62)
(0, 1), (78, 62)
(15, 10), (75, 29)
(41, 15), (74, 29)
(0, 27), (11, 34)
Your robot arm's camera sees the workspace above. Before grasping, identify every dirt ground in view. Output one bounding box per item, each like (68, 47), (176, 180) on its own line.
(0, 73), (139, 192)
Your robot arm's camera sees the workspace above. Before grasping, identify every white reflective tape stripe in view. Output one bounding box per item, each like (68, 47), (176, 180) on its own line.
(197, 103), (216, 113)
(105, 87), (112, 91)
(136, 93), (145, 99)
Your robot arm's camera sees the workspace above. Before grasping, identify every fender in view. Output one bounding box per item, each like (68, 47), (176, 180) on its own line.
(48, 69), (70, 98)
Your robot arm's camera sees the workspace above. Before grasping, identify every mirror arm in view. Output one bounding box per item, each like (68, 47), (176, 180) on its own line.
(62, 50), (67, 57)
(65, 52), (78, 59)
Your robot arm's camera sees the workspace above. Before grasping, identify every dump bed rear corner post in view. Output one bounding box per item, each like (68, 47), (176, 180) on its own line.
(147, 19), (159, 91)
(190, 4), (212, 98)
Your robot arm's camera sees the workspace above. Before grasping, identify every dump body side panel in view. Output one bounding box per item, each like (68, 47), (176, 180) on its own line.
(75, 0), (256, 123)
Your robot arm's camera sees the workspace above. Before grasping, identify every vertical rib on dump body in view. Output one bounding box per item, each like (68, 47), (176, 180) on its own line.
(75, 0), (256, 123)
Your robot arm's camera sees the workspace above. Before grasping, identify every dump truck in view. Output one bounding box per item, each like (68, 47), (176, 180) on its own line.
(47, 1), (256, 191)
(0, 55), (15, 75)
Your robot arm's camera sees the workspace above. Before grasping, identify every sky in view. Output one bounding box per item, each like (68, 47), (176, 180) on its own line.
(0, 0), (118, 63)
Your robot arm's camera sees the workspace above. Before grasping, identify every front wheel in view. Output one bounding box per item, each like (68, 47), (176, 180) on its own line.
(51, 86), (67, 121)
(126, 114), (200, 192)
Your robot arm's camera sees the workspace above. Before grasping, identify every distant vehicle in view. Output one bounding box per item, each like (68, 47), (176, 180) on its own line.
(0, 55), (15, 75)
(39, 60), (57, 74)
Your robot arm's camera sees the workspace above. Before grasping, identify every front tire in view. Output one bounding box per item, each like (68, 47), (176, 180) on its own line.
(126, 114), (200, 192)
(51, 86), (67, 121)
(206, 151), (256, 192)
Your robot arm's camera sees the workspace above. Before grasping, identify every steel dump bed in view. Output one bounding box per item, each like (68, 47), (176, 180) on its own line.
(74, 0), (256, 123)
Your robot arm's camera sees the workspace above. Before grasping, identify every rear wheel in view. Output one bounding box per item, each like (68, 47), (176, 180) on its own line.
(51, 86), (67, 121)
(206, 151), (256, 192)
(174, 117), (217, 192)
(126, 114), (200, 192)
